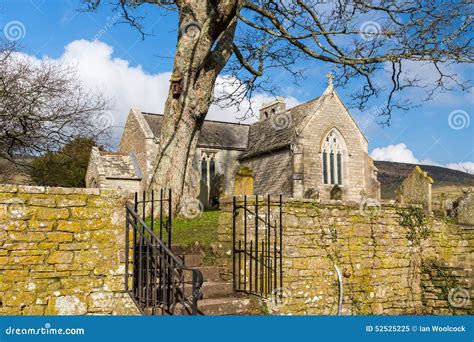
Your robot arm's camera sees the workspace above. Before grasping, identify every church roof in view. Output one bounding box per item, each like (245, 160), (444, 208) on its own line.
(98, 151), (142, 180)
(142, 113), (250, 150)
(239, 97), (320, 160)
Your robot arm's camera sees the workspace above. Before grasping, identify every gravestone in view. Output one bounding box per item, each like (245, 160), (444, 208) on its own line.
(398, 166), (433, 212)
(456, 191), (473, 225)
(234, 167), (253, 196)
(330, 184), (342, 200)
(198, 179), (209, 207)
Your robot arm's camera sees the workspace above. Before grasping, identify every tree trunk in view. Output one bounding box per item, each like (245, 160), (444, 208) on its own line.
(148, 1), (238, 215)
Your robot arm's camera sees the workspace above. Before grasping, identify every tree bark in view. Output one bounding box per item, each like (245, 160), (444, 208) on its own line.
(148, 0), (239, 215)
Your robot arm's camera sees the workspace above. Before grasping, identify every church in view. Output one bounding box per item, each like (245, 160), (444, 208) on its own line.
(85, 76), (381, 204)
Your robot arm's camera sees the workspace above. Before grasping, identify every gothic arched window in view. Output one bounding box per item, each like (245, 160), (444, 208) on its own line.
(321, 128), (346, 185)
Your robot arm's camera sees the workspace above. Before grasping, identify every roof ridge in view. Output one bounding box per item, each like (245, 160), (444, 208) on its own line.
(142, 112), (251, 126)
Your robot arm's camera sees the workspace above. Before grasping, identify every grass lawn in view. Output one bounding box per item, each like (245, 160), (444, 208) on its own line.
(151, 210), (220, 249)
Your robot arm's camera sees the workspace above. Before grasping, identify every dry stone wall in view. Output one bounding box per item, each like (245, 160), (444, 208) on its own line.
(0, 184), (139, 315)
(217, 197), (473, 315)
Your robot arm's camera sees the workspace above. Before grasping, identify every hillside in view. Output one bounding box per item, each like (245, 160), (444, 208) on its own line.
(374, 161), (474, 200)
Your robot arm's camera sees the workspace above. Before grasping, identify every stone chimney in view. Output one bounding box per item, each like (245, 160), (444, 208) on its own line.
(259, 97), (286, 121)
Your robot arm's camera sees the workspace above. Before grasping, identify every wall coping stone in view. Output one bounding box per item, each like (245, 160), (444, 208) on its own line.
(0, 184), (133, 198)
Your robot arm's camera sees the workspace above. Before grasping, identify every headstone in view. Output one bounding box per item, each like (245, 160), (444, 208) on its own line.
(330, 184), (342, 200)
(456, 191), (473, 225)
(398, 166), (433, 212)
(234, 167), (253, 196)
(198, 179), (208, 207)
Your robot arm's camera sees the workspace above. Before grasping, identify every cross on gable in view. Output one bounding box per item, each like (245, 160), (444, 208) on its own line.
(326, 72), (334, 87)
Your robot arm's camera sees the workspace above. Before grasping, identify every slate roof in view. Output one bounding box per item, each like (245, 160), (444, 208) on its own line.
(99, 151), (142, 179)
(239, 97), (321, 160)
(142, 113), (250, 150)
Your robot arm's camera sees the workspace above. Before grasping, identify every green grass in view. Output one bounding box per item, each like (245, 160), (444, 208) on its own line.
(149, 210), (220, 249)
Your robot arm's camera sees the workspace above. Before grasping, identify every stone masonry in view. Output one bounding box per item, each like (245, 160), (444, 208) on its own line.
(0, 184), (139, 315)
(86, 77), (381, 204)
(217, 197), (473, 315)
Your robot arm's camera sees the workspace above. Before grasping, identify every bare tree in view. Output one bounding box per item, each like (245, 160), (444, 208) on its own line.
(0, 41), (109, 170)
(84, 0), (473, 211)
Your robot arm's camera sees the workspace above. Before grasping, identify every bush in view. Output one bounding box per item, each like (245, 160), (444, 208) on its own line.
(30, 137), (97, 187)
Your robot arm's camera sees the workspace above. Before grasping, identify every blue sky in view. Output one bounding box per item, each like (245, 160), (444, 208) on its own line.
(1, 0), (473, 173)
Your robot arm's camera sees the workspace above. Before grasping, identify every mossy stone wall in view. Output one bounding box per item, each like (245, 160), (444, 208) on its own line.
(217, 197), (472, 315)
(0, 185), (139, 315)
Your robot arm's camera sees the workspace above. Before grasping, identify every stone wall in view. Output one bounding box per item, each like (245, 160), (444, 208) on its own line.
(299, 92), (380, 202)
(119, 109), (159, 193)
(217, 197), (472, 315)
(0, 184), (139, 315)
(196, 147), (243, 198)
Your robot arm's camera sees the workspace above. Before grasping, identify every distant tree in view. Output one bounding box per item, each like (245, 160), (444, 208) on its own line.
(30, 137), (98, 187)
(0, 41), (109, 169)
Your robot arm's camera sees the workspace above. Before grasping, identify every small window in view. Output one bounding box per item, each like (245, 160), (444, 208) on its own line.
(330, 152), (335, 184)
(210, 159), (215, 178)
(322, 152), (328, 184)
(201, 159), (207, 180)
(337, 153), (342, 185)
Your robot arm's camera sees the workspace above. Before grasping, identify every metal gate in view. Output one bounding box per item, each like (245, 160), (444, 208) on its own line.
(232, 194), (283, 302)
(125, 190), (203, 315)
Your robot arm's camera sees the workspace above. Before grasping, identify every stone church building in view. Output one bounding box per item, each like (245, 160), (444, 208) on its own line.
(85, 77), (381, 203)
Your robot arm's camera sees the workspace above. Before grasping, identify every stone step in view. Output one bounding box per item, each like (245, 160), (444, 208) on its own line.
(179, 253), (204, 267)
(196, 297), (254, 315)
(185, 266), (222, 282)
(170, 245), (201, 255)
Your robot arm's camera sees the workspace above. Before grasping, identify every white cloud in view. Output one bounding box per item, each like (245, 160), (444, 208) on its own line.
(446, 162), (474, 174)
(207, 91), (300, 124)
(58, 40), (171, 129)
(370, 143), (419, 164)
(419, 159), (442, 167)
(28, 39), (300, 145)
(371, 143), (473, 174)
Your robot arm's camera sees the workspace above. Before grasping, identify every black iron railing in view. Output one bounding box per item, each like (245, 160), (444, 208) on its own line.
(232, 194), (283, 302)
(125, 190), (203, 315)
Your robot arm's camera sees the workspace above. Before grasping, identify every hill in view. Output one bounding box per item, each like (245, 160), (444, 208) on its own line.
(374, 161), (474, 200)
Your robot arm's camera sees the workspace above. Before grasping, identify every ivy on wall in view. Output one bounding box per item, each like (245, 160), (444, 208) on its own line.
(397, 206), (430, 244)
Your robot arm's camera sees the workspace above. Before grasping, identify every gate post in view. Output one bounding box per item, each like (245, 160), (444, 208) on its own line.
(232, 196), (236, 293)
